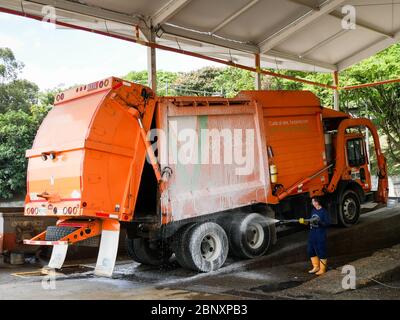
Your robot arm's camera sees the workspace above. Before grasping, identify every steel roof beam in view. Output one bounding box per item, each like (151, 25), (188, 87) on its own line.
(268, 49), (337, 71)
(22, 0), (144, 26)
(161, 23), (259, 53)
(211, 0), (259, 33)
(299, 28), (349, 57)
(287, 0), (321, 10)
(328, 11), (394, 39)
(152, 0), (192, 26)
(289, 0), (394, 38)
(259, 0), (346, 53)
(337, 28), (400, 71)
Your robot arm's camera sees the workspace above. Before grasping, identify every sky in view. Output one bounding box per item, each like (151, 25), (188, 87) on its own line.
(0, 12), (220, 90)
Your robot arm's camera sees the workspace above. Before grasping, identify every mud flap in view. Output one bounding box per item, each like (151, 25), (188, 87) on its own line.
(48, 243), (69, 269)
(94, 219), (120, 277)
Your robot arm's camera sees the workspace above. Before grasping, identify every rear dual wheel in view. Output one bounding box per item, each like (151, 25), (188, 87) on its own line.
(225, 213), (272, 259)
(174, 213), (273, 272)
(174, 222), (229, 272)
(126, 237), (172, 266)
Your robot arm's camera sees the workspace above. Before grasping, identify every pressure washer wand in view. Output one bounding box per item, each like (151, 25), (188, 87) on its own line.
(278, 219), (302, 225)
(277, 216), (319, 226)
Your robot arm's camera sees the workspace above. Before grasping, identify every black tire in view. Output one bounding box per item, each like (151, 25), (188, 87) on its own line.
(174, 223), (198, 269)
(77, 235), (100, 247)
(338, 189), (361, 227)
(126, 236), (172, 266)
(181, 222), (228, 272)
(227, 213), (272, 259)
(45, 226), (77, 241)
(126, 237), (145, 263)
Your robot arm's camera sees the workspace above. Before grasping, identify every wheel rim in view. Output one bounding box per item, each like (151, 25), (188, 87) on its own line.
(343, 197), (357, 220)
(200, 233), (222, 261)
(246, 223), (264, 249)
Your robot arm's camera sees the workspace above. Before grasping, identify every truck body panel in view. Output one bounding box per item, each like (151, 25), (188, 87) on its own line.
(157, 97), (268, 223)
(25, 77), (155, 222)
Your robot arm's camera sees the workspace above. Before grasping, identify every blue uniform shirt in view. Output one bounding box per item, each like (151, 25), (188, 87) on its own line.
(309, 207), (330, 237)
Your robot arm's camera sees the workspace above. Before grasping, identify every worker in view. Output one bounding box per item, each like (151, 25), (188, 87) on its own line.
(299, 196), (330, 275)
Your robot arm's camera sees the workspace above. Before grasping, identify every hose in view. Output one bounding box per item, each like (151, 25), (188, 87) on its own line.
(366, 277), (400, 289)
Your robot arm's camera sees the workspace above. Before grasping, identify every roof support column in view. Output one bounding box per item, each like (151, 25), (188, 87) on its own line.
(255, 53), (262, 90)
(365, 120), (371, 171)
(147, 29), (157, 92)
(333, 71), (339, 111)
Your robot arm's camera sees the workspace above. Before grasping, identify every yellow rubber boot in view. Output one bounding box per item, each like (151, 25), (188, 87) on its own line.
(308, 256), (320, 274)
(316, 259), (327, 275)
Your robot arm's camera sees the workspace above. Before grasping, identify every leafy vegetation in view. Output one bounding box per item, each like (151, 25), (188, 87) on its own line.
(0, 48), (52, 199)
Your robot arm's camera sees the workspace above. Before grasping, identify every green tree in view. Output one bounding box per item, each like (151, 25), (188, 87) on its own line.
(263, 70), (306, 91)
(124, 70), (179, 96)
(0, 48), (51, 199)
(0, 79), (39, 113)
(0, 106), (49, 199)
(214, 67), (254, 97)
(173, 67), (222, 96)
(0, 48), (40, 114)
(0, 48), (23, 82)
(0, 103), (51, 199)
(165, 67), (255, 97)
(38, 89), (58, 106)
(124, 70), (148, 84)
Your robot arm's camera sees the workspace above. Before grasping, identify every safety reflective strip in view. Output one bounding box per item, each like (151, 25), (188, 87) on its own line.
(112, 82), (123, 90)
(23, 240), (68, 245)
(29, 198), (81, 203)
(96, 212), (109, 218)
(95, 213), (119, 219)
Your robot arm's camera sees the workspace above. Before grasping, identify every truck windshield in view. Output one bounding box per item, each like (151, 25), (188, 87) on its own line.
(347, 138), (365, 167)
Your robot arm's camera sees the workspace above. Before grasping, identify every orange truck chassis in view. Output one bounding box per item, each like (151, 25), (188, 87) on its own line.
(24, 77), (388, 276)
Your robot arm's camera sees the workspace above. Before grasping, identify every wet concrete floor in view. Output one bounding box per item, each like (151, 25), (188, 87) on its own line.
(1, 206), (400, 300)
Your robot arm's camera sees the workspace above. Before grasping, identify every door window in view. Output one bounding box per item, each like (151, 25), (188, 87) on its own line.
(347, 138), (365, 167)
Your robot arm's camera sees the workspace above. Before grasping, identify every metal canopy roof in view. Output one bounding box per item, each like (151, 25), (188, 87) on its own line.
(1, 0), (399, 73)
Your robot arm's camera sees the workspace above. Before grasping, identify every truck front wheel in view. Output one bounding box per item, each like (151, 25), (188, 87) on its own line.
(126, 237), (172, 266)
(338, 189), (361, 227)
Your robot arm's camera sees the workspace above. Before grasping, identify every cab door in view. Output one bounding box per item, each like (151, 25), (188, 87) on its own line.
(346, 136), (372, 191)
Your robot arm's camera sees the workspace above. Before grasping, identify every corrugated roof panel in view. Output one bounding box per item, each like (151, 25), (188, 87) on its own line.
(307, 28), (384, 64)
(216, 0), (311, 43)
(169, 0), (251, 32)
(337, 1), (400, 35)
(274, 14), (344, 55)
(77, 0), (171, 17)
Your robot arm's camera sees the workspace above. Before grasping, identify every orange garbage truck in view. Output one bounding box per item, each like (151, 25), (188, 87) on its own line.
(23, 77), (388, 276)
